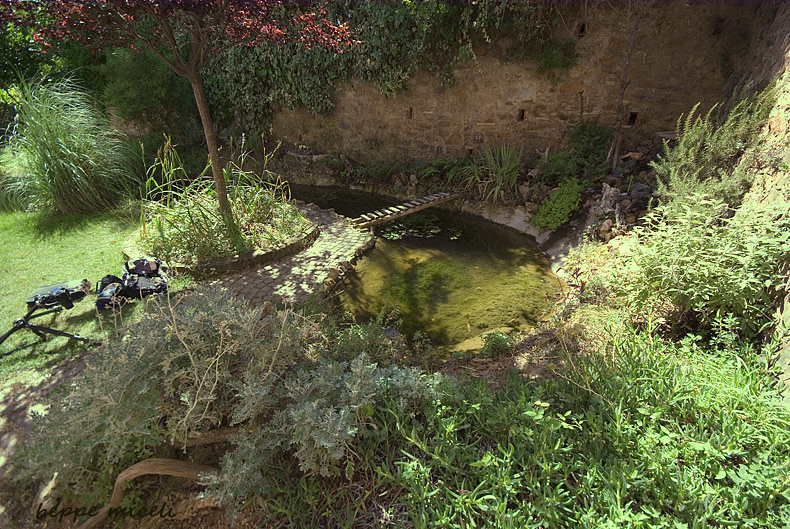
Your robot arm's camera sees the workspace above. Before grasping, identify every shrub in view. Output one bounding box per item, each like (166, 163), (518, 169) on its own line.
(568, 119), (612, 181)
(481, 330), (514, 357)
(535, 120), (611, 185)
(14, 286), (310, 502)
(537, 151), (577, 184)
(100, 48), (198, 139)
(209, 354), (444, 520)
(0, 77), (137, 213)
(626, 196), (790, 337)
(532, 178), (582, 231)
(651, 86), (775, 210)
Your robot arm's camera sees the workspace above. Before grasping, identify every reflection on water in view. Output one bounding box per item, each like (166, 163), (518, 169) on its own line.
(289, 185), (561, 350)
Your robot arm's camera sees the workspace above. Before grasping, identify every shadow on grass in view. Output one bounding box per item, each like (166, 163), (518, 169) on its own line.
(26, 201), (140, 239)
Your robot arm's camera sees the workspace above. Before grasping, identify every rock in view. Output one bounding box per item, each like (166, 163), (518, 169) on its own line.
(626, 214), (637, 224)
(598, 219), (614, 236)
(601, 231), (613, 243)
(596, 183), (619, 216)
(409, 173), (419, 185)
(518, 183), (531, 201)
(619, 198), (632, 210)
(523, 202), (539, 215)
(620, 151), (645, 161)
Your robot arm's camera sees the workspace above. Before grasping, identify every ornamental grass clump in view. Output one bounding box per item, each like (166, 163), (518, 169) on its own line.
(460, 143), (524, 202)
(0, 77), (137, 213)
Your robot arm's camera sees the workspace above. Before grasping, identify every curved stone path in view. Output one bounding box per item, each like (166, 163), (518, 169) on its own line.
(214, 204), (374, 306)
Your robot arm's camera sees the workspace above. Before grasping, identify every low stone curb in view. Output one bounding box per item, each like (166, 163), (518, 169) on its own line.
(318, 235), (377, 296)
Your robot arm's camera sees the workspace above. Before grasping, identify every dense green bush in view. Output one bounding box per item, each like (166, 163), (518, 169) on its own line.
(536, 120), (611, 186)
(532, 178), (582, 231)
(100, 48), (201, 146)
(0, 78), (137, 213)
(568, 119), (612, 181)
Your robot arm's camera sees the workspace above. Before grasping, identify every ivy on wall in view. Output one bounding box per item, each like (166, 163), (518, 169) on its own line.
(203, 0), (575, 137)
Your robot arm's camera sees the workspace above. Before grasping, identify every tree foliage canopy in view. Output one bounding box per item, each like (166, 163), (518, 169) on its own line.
(1, 0), (352, 223)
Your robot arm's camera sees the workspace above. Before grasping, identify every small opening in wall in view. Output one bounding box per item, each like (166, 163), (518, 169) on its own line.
(713, 18), (725, 36)
(627, 112), (638, 126)
(518, 109), (526, 121)
(576, 22), (586, 38)
(406, 107), (413, 119)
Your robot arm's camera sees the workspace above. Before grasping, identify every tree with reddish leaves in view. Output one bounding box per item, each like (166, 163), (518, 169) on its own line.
(3, 0), (351, 240)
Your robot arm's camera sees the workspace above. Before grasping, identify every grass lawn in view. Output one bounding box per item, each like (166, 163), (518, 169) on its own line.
(0, 204), (142, 382)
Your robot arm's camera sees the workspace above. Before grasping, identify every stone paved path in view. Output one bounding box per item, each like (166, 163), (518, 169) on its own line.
(215, 204), (374, 306)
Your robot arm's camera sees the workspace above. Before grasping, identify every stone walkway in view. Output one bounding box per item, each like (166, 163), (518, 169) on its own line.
(215, 204), (374, 306)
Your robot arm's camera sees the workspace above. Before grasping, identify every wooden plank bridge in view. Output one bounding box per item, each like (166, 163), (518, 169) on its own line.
(351, 192), (459, 229)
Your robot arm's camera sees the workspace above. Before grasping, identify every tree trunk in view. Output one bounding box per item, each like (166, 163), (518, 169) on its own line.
(187, 71), (248, 251)
(188, 72), (230, 215)
(608, 5), (640, 173)
(77, 458), (219, 529)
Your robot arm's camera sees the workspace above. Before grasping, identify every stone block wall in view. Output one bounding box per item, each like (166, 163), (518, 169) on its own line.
(270, 1), (764, 161)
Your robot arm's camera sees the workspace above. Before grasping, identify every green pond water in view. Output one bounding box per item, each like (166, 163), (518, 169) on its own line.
(290, 185), (562, 350)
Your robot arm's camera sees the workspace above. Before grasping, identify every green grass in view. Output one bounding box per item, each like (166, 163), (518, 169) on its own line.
(0, 205), (141, 380)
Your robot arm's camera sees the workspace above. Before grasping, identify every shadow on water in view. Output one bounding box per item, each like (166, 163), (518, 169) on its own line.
(289, 185), (561, 350)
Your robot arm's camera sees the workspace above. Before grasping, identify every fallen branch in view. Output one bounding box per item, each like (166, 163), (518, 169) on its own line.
(184, 426), (239, 447)
(77, 458), (218, 529)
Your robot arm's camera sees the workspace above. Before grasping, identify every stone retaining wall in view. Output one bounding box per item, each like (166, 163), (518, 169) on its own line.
(271, 1), (766, 161)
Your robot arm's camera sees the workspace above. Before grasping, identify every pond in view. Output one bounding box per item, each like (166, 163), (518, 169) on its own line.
(289, 185), (562, 351)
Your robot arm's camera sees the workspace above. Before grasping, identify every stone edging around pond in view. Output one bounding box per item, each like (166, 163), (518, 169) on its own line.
(318, 233), (376, 297)
(121, 222), (321, 278)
